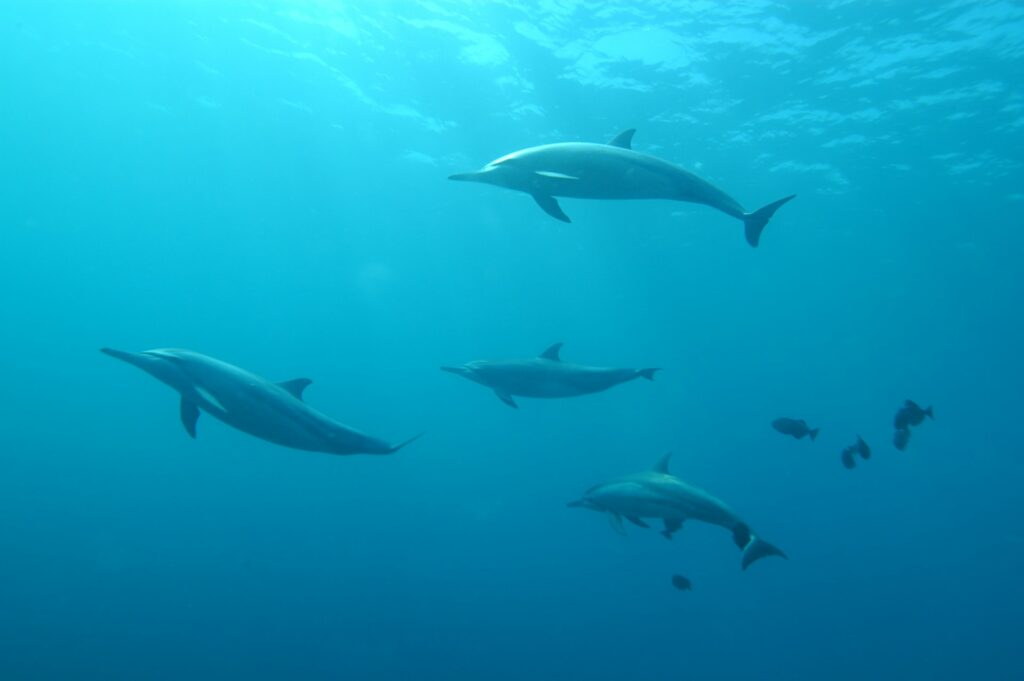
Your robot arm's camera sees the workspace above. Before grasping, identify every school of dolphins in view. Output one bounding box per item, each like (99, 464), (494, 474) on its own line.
(103, 130), (932, 589)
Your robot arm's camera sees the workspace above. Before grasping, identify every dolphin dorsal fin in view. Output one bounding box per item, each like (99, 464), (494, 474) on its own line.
(278, 378), (313, 400)
(652, 452), (672, 474)
(540, 343), (564, 361)
(608, 129), (636, 149)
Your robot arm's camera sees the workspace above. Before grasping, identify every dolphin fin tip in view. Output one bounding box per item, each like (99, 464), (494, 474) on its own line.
(389, 432), (425, 453)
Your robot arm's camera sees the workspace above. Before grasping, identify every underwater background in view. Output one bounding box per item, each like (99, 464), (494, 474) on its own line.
(2, 1), (1023, 679)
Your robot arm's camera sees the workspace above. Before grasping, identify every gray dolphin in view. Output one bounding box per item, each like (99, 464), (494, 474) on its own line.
(442, 342), (658, 408)
(449, 129), (796, 247)
(101, 347), (422, 455)
(569, 453), (787, 570)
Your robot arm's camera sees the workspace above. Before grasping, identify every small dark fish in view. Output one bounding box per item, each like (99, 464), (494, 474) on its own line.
(671, 574), (692, 591)
(840, 449), (856, 469)
(894, 400), (934, 430)
(771, 417), (820, 441)
(893, 427), (911, 451)
(855, 435), (871, 460)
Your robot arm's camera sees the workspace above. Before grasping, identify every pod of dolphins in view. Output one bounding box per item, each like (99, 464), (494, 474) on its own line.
(100, 130), (929, 591)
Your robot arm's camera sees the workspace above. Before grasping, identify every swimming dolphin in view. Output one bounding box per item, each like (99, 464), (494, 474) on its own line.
(441, 342), (659, 408)
(568, 453), (787, 570)
(101, 348), (421, 455)
(449, 129), (796, 247)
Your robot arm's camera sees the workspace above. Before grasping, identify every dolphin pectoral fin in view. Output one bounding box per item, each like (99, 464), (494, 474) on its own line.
(661, 518), (683, 540)
(608, 512), (626, 536)
(533, 194), (571, 222)
(608, 128), (636, 149)
(742, 194), (796, 247)
(494, 390), (518, 409)
(180, 398), (200, 439)
(277, 378), (312, 401)
(626, 515), (650, 528)
(741, 536), (788, 570)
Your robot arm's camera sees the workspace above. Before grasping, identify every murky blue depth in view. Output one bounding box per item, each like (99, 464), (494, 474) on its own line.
(2, 2), (1022, 679)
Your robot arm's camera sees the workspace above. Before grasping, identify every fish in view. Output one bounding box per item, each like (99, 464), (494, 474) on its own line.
(894, 400), (934, 430)
(841, 449), (857, 470)
(893, 427), (911, 451)
(771, 417), (820, 441)
(671, 574), (692, 591)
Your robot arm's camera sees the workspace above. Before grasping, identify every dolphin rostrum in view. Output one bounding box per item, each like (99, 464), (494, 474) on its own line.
(449, 129), (796, 247)
(101, 348), (422, 455)
(441, 342), (659, 408)
(568, 453), (787, 570)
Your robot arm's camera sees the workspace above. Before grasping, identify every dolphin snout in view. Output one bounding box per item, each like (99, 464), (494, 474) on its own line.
(567, 499), (586, 508)
(448, 172), (481, 182)
(101, 347), (143, 363)
(441, 365), (468, 375)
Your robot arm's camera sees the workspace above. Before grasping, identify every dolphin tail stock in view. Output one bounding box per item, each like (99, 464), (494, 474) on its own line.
(809, 427), (820, 441)
(741, 535), (788, 570)
(637, 368), (660, 381)
(387, 432), (425, 454)
(742, 194), (796, 248)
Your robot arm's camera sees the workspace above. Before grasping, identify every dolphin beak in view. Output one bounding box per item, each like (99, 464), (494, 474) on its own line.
(448, 172), (482, 182)
(567, 499), (585, 508)
(100, 347), (151, 369)
(440, 365), (468, 376)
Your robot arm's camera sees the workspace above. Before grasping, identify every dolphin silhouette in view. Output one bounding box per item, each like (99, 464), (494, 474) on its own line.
(450, 129), (795, 247)
(569, 453), (787, 570)
(442, 342), (658, 408)
(101, 347), (422, 455)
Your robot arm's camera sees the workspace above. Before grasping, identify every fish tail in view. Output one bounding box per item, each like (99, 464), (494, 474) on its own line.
(742, 194), (796, 247)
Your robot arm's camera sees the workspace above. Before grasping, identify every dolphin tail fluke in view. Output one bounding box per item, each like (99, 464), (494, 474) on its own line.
(925, 406), (934, 420)
(637, 368), (660, 381)
(809, 427), (820, 441)
(388, 432), (425, 453)
(742, 194), (796, 247)
(741, 536), (788, 570)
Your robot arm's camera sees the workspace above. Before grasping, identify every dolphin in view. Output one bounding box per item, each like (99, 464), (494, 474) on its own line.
(568, 453), (787, 570)
(449, 128), (796, 247)
(101, 347), (422, 455)
(441, 342), (659, 408)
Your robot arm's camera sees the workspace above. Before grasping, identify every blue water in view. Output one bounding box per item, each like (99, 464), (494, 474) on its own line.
(2, 2), (1022, 679)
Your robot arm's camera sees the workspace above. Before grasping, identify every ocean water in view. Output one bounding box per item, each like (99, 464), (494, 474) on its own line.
(2, 1), (1022, 679)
